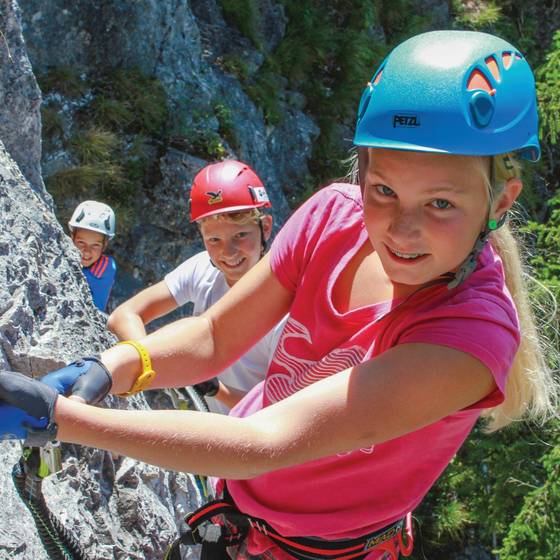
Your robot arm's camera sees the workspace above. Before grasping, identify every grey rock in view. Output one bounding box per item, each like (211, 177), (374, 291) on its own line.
(18, 0), (318, 305)
(0, 138), (204, 559)
(0, 0), (45, 201)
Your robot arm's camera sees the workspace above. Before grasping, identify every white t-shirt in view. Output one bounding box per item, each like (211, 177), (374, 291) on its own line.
(165, 251), (285, 414)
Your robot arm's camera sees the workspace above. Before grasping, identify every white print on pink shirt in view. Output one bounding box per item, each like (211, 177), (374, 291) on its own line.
(266, 317), (374, 456)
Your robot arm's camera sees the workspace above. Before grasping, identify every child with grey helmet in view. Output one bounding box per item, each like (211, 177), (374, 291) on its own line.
(68, 200), (117, 312)
(1, 30), (559, 560)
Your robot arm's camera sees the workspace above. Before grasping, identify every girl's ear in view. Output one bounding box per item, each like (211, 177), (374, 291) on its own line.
(261, 215), (273, 241)
(492, 177), (522, 219)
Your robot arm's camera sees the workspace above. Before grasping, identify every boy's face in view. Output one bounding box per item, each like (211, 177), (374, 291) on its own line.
(72, 228), (107, 267)
(199, 215), (272, 287)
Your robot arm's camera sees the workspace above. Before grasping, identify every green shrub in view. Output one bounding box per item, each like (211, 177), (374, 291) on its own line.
(214, 102), (239, 149)
(219, 0), (262, 49)
(452, 0), (503, 30)
(87, 67), (168, 136)
(537, 30), (560, 146)
(68, 128), (120, 164)
(37, 66), (88, 98)
(219, 54), (250, 80)
(245, 63), (283, 125)
(499, 430), (560, 559)
(412, 421), (556, 558)
(46, 163), (127, 197)
(41, 106), (64, 142)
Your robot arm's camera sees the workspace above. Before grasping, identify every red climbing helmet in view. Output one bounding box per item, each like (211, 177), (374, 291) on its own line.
(189, 160), (271, 222)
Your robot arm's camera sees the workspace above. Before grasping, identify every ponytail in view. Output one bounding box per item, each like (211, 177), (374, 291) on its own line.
(482, 154), (559, 430)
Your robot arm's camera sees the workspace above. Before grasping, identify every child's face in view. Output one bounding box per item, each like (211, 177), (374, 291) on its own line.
(199, 215), (272, 286)
(362, 148), (491, 289)
(72, 228), (107, 267)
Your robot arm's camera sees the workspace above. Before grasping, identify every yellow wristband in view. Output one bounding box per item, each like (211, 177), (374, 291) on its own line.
(116, 340), (156, 397)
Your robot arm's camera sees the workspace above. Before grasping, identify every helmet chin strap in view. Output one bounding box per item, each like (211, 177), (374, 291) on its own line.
(446, 212), (507, 289)
(258, 217), (267, 256)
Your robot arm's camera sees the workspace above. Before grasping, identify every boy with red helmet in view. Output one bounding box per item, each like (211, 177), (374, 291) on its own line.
(107, 160), (283, 413)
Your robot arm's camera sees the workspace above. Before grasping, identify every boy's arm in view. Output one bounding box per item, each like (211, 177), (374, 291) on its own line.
(107, 280), (178, 340)
(215, 382), (247, 408)
(103, 255), (292, 393)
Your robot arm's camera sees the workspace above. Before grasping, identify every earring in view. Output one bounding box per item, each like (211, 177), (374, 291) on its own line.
(488, 213), (507, 231)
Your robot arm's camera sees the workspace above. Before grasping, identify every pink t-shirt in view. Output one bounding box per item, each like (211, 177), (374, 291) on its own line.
(224, 183), (520, 553)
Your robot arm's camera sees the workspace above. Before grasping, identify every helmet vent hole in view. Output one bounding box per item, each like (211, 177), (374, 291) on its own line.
(502, 52), (513, 69)
(373, 69), (383, 85)
(467, 69), (493, 93)
(485, 56), (500, 81)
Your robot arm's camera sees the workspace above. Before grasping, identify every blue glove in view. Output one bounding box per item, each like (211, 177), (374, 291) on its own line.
(0, 371), (58, 446)
(40, 357), (112, 404)
(0, 403), (47, 440)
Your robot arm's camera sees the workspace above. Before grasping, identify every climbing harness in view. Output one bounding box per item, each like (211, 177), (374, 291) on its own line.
(165, 491), (414, 560)
(12, 444), (87, 560)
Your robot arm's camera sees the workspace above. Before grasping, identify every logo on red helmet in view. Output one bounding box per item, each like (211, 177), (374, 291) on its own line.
(249, 186), (270, 204)
(205, 190), (223, 205)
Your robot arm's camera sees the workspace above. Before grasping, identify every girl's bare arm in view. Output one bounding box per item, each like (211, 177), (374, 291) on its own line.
(55, 342), (495, 479)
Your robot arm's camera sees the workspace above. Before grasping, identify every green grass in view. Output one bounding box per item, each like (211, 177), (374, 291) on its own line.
(87, 97), (135, 132)
(219, 0), (262, 49)
(87, 67), (168, 136)
(38, 66), (88, 98)
(219, 54), (250, 80)
(68, 128), (120, 164)
(41, 106), (64, 141)
(214, 102), (239, 149)
(46, 163), (126, 194)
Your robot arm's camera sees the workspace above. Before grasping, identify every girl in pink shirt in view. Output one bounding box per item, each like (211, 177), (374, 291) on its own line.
(2, 30), (558, 560)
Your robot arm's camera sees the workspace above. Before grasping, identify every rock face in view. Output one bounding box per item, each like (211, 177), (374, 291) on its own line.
(0, 138), (203, 560)
(17, 0), (319, 304)
(0, 3), (203, 558)
(0, 0), (45, 201)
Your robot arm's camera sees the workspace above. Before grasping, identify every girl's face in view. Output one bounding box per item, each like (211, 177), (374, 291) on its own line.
(72, 228), (107, 267)
(199, 215), (272, 286)
(362, 149), (491, 289)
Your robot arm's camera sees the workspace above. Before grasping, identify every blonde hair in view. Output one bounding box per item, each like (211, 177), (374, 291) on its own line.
(480, 154), (559, 431)
(349, 149), (559, 431)
(197, 208), (265, 227)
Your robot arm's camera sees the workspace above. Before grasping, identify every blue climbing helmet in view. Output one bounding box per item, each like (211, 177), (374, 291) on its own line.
(354, 30), (540, 161)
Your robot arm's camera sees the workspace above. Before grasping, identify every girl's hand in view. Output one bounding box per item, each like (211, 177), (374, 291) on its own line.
(40, 358), (112, 404)
(0, 370), (59, 446)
